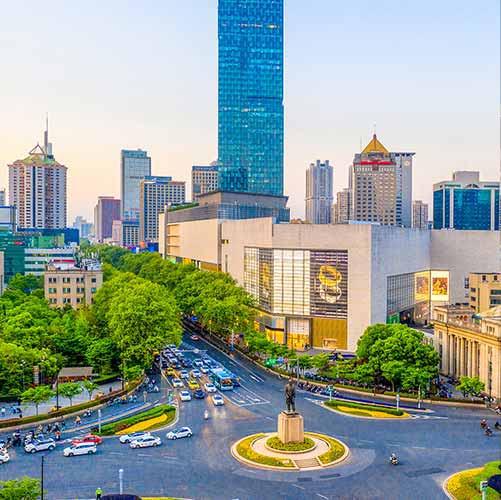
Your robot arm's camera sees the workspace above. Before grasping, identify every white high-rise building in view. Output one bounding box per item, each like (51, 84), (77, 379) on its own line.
(412, 200), (429, 229)
(120, 149), (151, 221)
(332, 188), (352, 224)
(8, 122), (67, 229)
(305, 160), (333, 224)
(192, 164), (218, 202)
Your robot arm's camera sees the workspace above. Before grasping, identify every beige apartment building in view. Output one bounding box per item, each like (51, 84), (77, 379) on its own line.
(45, 263), (103, 308)
(433, 305), (501, 401)
(469, 272), (501, 313)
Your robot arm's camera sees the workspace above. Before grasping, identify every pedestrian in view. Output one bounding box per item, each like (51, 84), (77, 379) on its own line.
(55, 430), (61, 441)
(95, 486), (103, 499)
(109, 386), (113, 394)
(75, 416), (81, 426)
(1, 407), (5, 418)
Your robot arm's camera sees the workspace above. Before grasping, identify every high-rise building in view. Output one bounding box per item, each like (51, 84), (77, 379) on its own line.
(332, 188), (352, 224)
(0, 189), (5, 206)
(192, 164), (218, 202)
(305, 160), (333, 224)
(433, 171), (500, 230)
(8, 123), (67, 229)
(412, 200), (429, 229)
(112, 220), (139, 248)
(0, 206), (17, 231)
(390, 151), (414, 228)
(218, 0), (284, 196)
(120, 149), (151, 220)
(139, 176), (186, 242)
(94, 196), (120, 242)
(72, 216), (93, 239)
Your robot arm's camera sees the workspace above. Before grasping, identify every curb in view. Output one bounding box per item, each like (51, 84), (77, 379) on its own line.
(321, 402), (411, 421)
(442, 475), (456, 500)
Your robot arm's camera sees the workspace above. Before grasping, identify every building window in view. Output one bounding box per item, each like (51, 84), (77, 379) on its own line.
(48, 288), (57, 294)
(62, 277), (71, 283)
(91, 287), (97, 293)
(91, 278), (97, 283)
(62, 287), (71, 294)
(48, 277), (57, 283)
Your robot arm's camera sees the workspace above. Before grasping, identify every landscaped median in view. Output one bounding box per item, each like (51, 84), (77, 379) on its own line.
(445, 461), (501, 500)
(234, 434), (296, 468)
(324, 399), (409, 419)
(97, 405), (176, 436)
(266, 436), (315, 452)
(307, 432), (347, 465)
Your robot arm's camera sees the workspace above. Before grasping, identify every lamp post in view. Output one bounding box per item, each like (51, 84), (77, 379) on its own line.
(21, 360), (26, 392)
(40, 455), (45, 500)
(119, 468), (124, 494)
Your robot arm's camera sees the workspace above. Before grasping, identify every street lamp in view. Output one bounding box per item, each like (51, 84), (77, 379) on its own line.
(119, 468), (124, 494)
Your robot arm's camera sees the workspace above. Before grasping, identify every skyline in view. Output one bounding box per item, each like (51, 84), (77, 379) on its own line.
(0, 0), (499, 222)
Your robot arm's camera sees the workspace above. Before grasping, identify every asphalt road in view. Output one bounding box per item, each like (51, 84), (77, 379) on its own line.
(0, 332), (499, 500)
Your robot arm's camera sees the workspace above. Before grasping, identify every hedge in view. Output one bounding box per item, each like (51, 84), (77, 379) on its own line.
(93, 373), (120, 385)
(0, 378), (142, 430)
(325, 399), (404, 416)
(307, 432), (346, 465)
(97, 405), (176, 435)
(236, 434), (295, 468)
(266, 436), (314, 452)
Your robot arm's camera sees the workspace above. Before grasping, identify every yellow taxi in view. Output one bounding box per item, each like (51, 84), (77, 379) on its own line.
(187, 380), (200, 390)
(165, 367), (175, 376)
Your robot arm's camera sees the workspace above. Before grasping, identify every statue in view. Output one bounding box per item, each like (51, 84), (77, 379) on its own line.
(284, 378), (297, 414)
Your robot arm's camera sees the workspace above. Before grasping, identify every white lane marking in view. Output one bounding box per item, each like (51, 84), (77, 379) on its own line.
(292, 484), (305, 490)
(249, 375), (261, 382)
(317, 494), (329, 499)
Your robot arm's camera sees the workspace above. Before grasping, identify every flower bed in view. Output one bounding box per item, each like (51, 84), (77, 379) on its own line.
(266, 436), (315, 452)
(116, 410), (175, 434)
(97, 405), (175, 435)
(236, 434), (295, 468)
(307, 433), (346, 465)
(446, 461), (501, 500)
(335, 405), (408, 419)
(325, 399), (405, 417)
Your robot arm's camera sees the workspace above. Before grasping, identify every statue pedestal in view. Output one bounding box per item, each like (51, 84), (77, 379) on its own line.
(277, 412), (304, 443)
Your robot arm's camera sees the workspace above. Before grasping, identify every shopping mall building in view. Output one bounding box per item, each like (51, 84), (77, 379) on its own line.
(160, 216), (498, 352)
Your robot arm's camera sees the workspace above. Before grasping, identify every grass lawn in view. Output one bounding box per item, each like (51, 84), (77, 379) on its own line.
(324, 399), (408, 418)
(447, 461), (501, 500)
(336, 405), (409, 419)
(236, 434), (295, 468)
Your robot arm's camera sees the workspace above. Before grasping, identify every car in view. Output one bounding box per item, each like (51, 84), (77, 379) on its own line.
(204, 382), (217, 393)
(71, 434), (102, 446)
(63, 442), (97, 457)
(161, 360), (168, 368)
(166, 427), (193, 440)
(0, 452), (9, 464)
(193, 359), (204, 367)
(212, 394), (225, 406)
(165, 367), (175, 376)
(172, 378), (184, 388)
(179, 390), (192, 401)
(179, 370), (189, 379)
(182, 359), (193, 368)
(200, 366), (209, 374)
(167, 344), (177, 349)
(191, 369), (201, 378)
(119, 431), (152, 444)
(24, 438), (56, 454)
(187, 380), (200, 390)
(190, 335), (200, 341)
(130, 435), (162, 449)
(193, 389), (205, 399)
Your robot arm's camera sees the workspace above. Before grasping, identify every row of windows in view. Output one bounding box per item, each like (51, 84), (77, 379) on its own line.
(48, 276), (97, 283)
(48, 287), (97, 294)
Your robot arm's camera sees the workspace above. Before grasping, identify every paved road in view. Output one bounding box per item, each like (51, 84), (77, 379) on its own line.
(0, 331), (499, 499)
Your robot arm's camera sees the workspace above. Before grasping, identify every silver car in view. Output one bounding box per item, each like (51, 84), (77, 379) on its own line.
(24, 438), (56, 454)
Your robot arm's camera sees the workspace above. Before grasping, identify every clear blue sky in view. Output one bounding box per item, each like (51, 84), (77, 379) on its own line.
(0, 0), (498, 220)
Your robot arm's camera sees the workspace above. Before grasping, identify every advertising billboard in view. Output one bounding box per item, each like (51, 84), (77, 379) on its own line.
(431, 270), (449, 302)
(309, 250), (348, 319)
(414, 271), (430, 303)
(258, 249), (272, 310)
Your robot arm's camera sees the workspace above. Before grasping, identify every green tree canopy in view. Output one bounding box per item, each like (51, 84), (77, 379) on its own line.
(21, 386), (54, 415)
(0, 476), (43, 500)
(456, 376), (485, 398)
(57, 382), (82, 406)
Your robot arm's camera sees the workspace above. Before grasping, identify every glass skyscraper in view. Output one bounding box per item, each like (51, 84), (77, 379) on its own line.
(218, 0), (284, 196)
(120, 149), (151, 221)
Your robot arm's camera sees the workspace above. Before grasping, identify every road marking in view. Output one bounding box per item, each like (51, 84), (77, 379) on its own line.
(317, 494), (329, 499)
(292, 484), (305, 490)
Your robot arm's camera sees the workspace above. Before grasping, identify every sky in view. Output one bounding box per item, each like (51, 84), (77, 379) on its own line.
(0, 0), (499, 222)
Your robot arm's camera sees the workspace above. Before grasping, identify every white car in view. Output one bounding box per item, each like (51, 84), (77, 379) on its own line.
(172, 378), (184, 388)
(179, 370), (189, 379)
(63, 442), (97, 457)
(193, 360), (204, 367)
(119, 431), (152, 444)
(212, 394), (225, 406)
(130, 435), (161, 449)
(0, 452), (9, 464)
(200, 366), (209, 374)
(179, 390), (191, 401)
(24, 438), (56, 454)
(166, 427), (193, 440)
(204, 382), (217, 393)
(191, 369), (201, 378)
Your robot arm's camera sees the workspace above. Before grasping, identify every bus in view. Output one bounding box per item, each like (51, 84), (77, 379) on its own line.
(224, 369), (241, 387)
(209, 368), (234, 391)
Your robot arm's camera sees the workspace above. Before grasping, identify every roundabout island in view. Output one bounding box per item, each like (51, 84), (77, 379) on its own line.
(231, 378), (349, 471)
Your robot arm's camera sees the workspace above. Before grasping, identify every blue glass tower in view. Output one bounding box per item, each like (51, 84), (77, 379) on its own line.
(218, 0), (284, 196)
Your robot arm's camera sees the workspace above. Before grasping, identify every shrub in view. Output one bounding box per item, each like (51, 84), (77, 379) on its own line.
(266, 436), (314, 452)
(97, 405), (175, 435)
(236, 435), (294, 468)
(307, 433), (346, 465)
(325, 399), (404, 416)
(92, 373), (120, 385)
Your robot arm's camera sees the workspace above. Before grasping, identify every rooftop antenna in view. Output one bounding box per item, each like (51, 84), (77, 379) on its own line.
(44, 113), (53, 158)
(373, 122), (377, 137)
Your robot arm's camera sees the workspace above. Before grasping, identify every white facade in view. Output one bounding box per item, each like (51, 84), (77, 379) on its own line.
(332, 188), (352, 224)
(412, 200), (429, 229)
(192, 165), (218, 202)
(305, 160), (333, 224)
(24, 248), (76, 276)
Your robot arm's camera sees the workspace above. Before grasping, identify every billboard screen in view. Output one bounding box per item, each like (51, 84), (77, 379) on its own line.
(309, 250), (348, 319)
(431, 270), (449, 302)
(415, 271), (430, 303)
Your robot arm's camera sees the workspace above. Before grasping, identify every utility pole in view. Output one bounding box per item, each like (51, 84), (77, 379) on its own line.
(40, 455), (45, 500)
(119, 468), (124, 494)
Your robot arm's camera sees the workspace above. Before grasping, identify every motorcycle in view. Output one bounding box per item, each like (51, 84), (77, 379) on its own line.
(204, 410), (209, 420)
(485, 428), (493, 437)
(389, 454), (399, 465)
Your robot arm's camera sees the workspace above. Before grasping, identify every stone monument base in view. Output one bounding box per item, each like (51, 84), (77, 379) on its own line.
(278, 411), (304, 443)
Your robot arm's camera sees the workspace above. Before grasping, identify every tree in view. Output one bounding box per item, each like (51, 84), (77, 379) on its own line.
(0, 476), (43, 500)
(57, 382), (82, 406)
(456, 376), (485, 398)
(82, 379), (99, 401)
(312, 353), (330, 372)
(7, 274), (44, 294)
(297, 354), (314, 375)
(107, 281), (182, 370)
(353, 363), (376, 389)
(381, 360), (406, 392)
(21, 386), (54, 415)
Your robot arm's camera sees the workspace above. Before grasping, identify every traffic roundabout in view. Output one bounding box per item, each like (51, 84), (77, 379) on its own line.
(231, 431), (349, 471)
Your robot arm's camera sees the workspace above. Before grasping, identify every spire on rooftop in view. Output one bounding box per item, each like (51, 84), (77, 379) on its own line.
(361, 134), (389, 154)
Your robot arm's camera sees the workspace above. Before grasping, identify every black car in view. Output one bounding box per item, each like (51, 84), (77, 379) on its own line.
(193, 389), (205, 399)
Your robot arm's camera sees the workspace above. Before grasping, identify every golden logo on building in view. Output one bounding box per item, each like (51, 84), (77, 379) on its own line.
(318, 265), (343, 304)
